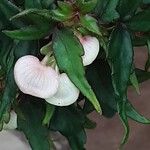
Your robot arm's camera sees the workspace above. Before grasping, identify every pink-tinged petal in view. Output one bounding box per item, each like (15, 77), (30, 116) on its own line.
(79, 36), (100, 66)
(14, 55), (59, 99)
(46, 73), (79, 106)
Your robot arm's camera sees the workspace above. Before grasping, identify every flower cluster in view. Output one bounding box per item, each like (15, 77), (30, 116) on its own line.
(14, 36), (99, 106)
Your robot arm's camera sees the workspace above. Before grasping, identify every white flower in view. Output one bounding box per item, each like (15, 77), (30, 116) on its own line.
(3, 111), (17, 130)
(14, 55), (59, 99)
(79, 36), (100, 66)
(46, 73), (79, 106)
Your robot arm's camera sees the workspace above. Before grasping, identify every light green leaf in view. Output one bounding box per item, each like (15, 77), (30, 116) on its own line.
(126, 101), (150, 124)
(42, 103), (55, 126)
(80, 15), (101, 35)
(130, 71), (140, 94)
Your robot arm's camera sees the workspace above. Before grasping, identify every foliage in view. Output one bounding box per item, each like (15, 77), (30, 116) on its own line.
(0, 0), (150, 149)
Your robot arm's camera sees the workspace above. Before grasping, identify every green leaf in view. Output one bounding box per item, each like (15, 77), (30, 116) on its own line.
(135, 68), (150, 83)
(0, 39), (37, 127)
(145, 40), (150, 71)
(25, 0), (42, 9)
(118, 99), (130, 148)
(126, 101), (150, 124)
(57, 1), (72, 14)
(0, 0), (20, 20)
(101, 0), (119, 22)
(3, 25), (50, 40)
(42, 0), (55, 8)
(76, 0), (97, 14)
(108, 27), (133, 97)
(0, 68), (17, 129)
(53, 28), (101, 113)
(127, 9), (150, 32)
(80, 15), (101, 35)
(0, 33), (13, 72)
(42, 103), (55, 126)
(17, 99), (51, 150)
(14, 40), (38, 59)
(143, 0), (150, 4)
(108, 26), (133, 96)
(51, 1), (73, 22)
(0, 0), (24, 28)
(117, 0), (142, 18)
(85, 59), (117, 117)
(83, 117), (96, 129)
(108, 26), (133, 146)
(130, 71), (140, 94)
(50, 106), (86, 150)
(10, 9), (52, 21)
(94, 0), (119, 23)
(132, 32), (150, 46)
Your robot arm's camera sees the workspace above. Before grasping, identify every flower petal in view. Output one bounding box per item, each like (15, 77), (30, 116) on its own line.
(14, 55), (59, 99)
(46, 73), (79, 106)
(79, 36), (100, 66)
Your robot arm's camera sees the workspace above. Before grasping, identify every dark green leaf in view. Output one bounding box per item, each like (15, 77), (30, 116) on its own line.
(53, 28), (101, 113)
(0, 39), (37, 127)
(108, 26), (133, 96)
(135, 68), (150, 83)
(10, 9), (52, 21)
(117, 0), (142, 18)
(0, 68), (17, 129)
(145, 40), (150, 71)
(85, 59), (117, 117)
(50, 106), (86, 150)
(127, 9), (150, 32)
(3, 25), (50, 40)
(94, 0), (119, 23)
(132, 33), (150, 46)
(0, 0), (24, 28)
(17, 99), (51, 150)
(143, 0), (150, 4)
(25, 0), (42, 9)
(108, 26), (133, 146)
(101, 0), (119, 22)
(42, 0), (55, 8)
(76, 0), (97, 14)
(83, 117), (96, 129)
